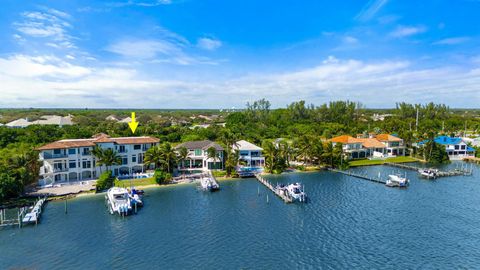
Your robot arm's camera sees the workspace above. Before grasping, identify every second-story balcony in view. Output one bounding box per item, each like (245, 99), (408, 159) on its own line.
(42, 153), (68, 159)
(53, 167), (69, 173)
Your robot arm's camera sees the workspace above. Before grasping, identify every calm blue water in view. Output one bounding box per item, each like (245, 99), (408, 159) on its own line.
(1, 161), (480, 269)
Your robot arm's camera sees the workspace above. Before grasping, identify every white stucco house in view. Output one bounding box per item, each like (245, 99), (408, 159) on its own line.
(232, 140), (265, 167)
(37, 134), (159, 185)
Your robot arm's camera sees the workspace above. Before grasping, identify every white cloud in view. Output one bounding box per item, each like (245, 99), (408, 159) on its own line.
(197, 37), (222, 51)
(390, 25), (427, 38)
(355, 0), (389, 22)
(108, 0), (172, 8)
(107, 39), (183, 59)
(433, 37), (470, 45)
(13, 9), (75, 49)
(0, 54), (479, 108)
(0, 55), (91, 78)
(106, 37), (219, 65)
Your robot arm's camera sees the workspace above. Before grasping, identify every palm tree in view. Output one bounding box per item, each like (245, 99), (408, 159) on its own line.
(221, 130), (239, 176)
(262, 141), (277, 173)
(144, 145), (164, 170)
(96, 148), (122, 172)
(225, 150), (239, 176)
(206, 146), (219, 170)
(177, 146), (189, 169)
(159, 142), (177, 173)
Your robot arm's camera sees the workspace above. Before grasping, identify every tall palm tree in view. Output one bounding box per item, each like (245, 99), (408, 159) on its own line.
(206, 146), (219, 170)
(262, 141), (277, 173)
(97, 148), (122, 172)
(159, 142), (177, 173)
(143, 145), (164, 170)
(221, 130), (239, 175)
(177, 146), (189, 169)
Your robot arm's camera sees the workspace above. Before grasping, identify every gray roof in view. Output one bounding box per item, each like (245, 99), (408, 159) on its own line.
(176, 140), (224, 151)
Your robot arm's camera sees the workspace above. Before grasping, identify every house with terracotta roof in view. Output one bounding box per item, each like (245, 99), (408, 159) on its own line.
(330, 134), (406, 159)
(375, 134), (406, 156)
(37, 134), (159, 185)
(175, 140), (224, 170)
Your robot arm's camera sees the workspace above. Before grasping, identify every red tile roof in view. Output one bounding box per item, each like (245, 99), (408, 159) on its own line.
(375, 134), (402, 142)
(37, 135), (159, 150)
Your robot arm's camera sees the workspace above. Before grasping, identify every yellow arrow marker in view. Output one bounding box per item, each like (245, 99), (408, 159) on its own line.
(128, 112), (139, 134)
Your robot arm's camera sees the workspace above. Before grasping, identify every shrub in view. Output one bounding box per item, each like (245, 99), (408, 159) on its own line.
(96, 171), (115, 192)
(154, 169), (172, 185)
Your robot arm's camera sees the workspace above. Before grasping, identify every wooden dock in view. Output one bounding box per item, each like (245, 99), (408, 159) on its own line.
(328, 168), (386, 184)
(384, 162), (473, 177)
(0, 197), (47, 228)
(254, 174), (293, 203)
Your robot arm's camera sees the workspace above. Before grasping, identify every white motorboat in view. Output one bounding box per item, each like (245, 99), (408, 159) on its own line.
(418, 168), (438, 179)
(285, 183), (307, 202)
(385, 174), (409, 187)
(200, 176), (219, 191)
(106, 187), (132, 215)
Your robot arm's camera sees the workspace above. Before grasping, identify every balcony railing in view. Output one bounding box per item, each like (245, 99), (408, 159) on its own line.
(42, 153), (68, 159)
(53, 167), (69, 173)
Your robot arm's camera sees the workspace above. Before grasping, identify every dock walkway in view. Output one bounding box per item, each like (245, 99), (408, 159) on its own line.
(0, 197), (47, 228)
(384, 162), (473, 177)
(254, 174), (293, 203)
(328, 168), (386, 184)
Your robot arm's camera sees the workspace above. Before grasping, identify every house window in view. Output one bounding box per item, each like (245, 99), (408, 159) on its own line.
(69, 160), (76, 168)
(194, 149), (202, 156)
(122, 156), (128, 165)
(461, 145), (466, 150)
(82, 161), (91, 169)
(68, 148), (76, 155)
(119, 145), (126, 153)
(82, 148), (90, 155)
(132, 155), (137, 163)
(134, 145), (141, 150)
(54, 149), (62, 155)
(455, 145), (460, 150)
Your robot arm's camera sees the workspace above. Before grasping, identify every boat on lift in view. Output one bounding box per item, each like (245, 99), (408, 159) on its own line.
(106, 187), (132, 216)
(418, 168), (438, 179)
(285, 183), (307, 202)
(385, 174), (409, 187)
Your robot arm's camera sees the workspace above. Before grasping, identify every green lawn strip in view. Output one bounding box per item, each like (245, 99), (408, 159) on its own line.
(349, 156), (418, 167)
(114, 177), (157, 187)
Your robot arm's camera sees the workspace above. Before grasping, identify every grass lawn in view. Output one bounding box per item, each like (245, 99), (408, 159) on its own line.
(114, 177), (157, 188)
(349, 156), (418, 167)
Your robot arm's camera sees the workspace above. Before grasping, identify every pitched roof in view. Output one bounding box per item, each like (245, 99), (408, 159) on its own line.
(376, 134), (402, 142)
(37, 135), (159, 150)
(232, 140), (263, 151)
(360, 138), (386, 148)
(175, 140), (224, 151)
(6, 118), (32, 128)
(118, 117), (132, 123)
(330, 135), (363, 144)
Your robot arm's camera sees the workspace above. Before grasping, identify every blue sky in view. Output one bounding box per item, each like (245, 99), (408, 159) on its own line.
(0, 0), (479, 108)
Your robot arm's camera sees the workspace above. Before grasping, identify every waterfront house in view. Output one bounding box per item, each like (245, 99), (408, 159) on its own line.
(175, 140), (224, 171)
(232, 140), (265, 167)
(418, 136), (475, 160)
(330, 134), (406, 159)
(37, 134), (159, 185)
(375, 134), (406, 156)
(331, 135), (367, 159)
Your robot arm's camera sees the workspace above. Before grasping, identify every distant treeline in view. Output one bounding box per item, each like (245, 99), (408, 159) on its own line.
(0, 100), (479, 203)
